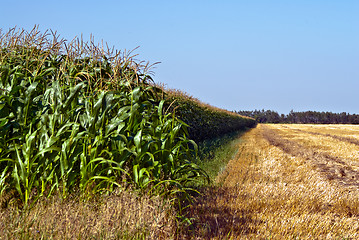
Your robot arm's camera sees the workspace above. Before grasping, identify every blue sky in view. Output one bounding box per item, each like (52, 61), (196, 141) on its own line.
(2, 1), (359, 114)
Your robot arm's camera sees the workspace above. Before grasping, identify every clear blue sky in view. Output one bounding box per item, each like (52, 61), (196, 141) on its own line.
(2, 1), (358, 114)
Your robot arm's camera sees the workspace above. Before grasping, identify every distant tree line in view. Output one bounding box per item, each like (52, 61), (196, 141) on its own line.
(236, 110), (359, 124)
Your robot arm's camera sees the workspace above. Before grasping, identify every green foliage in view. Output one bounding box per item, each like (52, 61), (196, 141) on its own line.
(237, 109), (359, 124)
(164, 94), (257, 142)
(196, 130), (246, 183)
(0, 26), (208, 206)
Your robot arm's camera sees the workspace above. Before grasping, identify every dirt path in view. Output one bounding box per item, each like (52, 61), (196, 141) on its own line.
(188, 124), (359, 239)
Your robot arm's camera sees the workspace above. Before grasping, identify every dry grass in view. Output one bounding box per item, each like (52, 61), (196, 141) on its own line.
(0, 190), (177, 239)
(186, 124), (359, 239)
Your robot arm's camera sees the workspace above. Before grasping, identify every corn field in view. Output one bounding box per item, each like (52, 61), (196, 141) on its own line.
(0, 26), (209, 206)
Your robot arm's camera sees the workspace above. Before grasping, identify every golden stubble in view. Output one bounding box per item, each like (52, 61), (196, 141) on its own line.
(189, 124), (359, 239)
(284, 124), (359, 139)
(269, 124), (359, 180)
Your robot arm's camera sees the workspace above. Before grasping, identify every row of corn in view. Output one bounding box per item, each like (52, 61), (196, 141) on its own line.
(164, 92), (257, 142)
(0, 27), (254, 206)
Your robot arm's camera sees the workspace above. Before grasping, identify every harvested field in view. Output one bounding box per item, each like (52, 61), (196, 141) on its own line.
(189, 124), (359, 239)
